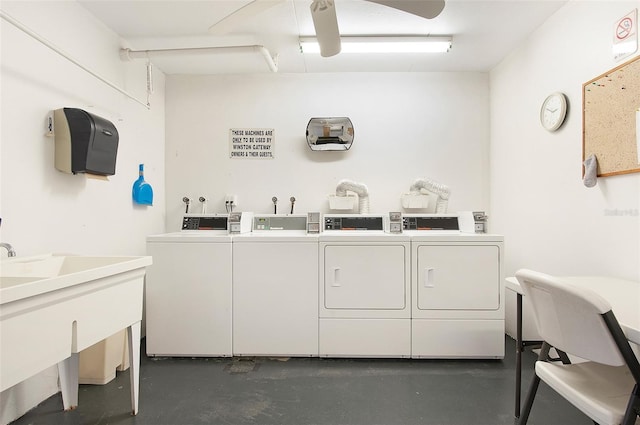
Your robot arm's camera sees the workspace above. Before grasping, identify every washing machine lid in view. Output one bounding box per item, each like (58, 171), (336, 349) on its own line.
(146, 232), (232, 242)
(233, 232), (319, 242)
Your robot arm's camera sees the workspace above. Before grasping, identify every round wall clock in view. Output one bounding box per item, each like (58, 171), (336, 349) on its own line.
(540, 92), (568, 131)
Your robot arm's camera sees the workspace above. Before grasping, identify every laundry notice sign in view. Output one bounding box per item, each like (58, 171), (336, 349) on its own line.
(229, 128), (274, 159)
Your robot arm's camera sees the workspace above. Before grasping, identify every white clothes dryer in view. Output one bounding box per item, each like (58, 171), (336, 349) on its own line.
(404, 213), (505, 359)
(319, 214), (411, 358)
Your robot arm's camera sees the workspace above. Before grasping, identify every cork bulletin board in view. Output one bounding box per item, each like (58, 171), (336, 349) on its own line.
(582, 55), (640, 177)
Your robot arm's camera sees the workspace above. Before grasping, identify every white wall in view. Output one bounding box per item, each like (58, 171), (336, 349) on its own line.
(165, 72), (490, 230)
(0, 2), (166, 423)
(490, 0), (640, 338)
(3, 0), (639, 422)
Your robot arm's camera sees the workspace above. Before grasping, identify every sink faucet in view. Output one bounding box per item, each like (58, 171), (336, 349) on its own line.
(0, 242), (16, 257)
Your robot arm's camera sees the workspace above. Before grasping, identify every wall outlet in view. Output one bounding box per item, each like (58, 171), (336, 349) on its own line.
(225, 194), (238, 207)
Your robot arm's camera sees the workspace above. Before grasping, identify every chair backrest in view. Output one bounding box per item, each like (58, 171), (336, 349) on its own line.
(516, 269), (626, 366)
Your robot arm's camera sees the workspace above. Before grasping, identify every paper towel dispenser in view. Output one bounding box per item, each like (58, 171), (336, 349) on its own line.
(54, 108), (119, 175)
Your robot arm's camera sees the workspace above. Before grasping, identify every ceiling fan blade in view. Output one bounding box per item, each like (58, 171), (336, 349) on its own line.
(365, 0), (446, 19)
(208, 0), (285, 35)
(310, 0), (341, 57)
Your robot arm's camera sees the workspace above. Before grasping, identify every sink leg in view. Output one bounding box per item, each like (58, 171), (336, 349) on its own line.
(127, 321), (141, 415)
(57, 353), (79, 410)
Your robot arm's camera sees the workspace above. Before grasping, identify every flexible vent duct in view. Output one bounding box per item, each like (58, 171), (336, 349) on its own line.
(410, 178), (450, 213)
(336, 179), (369, 213)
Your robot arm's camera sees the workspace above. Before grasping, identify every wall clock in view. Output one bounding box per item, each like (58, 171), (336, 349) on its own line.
(540, 92), (568, 131)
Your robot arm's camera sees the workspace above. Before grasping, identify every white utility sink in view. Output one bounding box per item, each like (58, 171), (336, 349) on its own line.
(0, 253), (152, 415)
(0, 253), (151, 304)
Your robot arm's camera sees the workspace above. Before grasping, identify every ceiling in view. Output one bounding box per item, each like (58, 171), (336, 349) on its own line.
(78, 0), (567, 74)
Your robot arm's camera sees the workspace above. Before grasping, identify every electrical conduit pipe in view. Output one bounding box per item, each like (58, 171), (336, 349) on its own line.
(120, 46), (279, 73)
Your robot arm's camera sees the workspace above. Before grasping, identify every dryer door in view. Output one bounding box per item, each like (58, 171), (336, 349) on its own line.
(323, 245), (406, 310)
(416, 244), (500, 311)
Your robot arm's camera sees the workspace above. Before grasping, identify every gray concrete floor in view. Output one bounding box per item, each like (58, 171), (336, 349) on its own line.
(11, 337), (590, 425)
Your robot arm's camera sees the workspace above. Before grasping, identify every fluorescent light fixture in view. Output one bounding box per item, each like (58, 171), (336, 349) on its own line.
(299, 36), (452, 54)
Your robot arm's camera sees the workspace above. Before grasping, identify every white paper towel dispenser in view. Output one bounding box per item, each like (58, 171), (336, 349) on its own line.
(54, 108), (119, 175)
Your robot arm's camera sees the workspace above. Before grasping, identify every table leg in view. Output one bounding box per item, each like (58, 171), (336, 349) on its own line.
(57, 353), (79, 411)
(515, 293), (523, 419)
(127, 321), (141, 415)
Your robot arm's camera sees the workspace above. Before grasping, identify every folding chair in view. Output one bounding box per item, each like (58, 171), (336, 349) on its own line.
(516, 269), (640, 425)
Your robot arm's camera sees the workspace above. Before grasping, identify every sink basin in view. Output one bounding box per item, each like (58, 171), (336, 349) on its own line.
(1, 253), (151, 412)
(1, 254), (152, 304)
(1, 254), (135, 279)
(1, 254), (65, 284)
(0, 276), (45, 289)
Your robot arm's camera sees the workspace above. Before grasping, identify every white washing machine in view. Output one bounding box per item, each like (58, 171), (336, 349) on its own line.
(319, 214), (411, 358)
(145, 213), (252, 357)
(404, 213), (505, 359)
(232, 214), (319, 356)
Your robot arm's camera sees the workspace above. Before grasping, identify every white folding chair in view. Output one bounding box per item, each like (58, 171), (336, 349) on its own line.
(516, 269), (640, 425)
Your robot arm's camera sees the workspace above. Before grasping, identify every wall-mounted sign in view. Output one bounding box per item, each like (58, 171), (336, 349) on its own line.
(613, 9), (637, 61)
(229, 128), (274, 159)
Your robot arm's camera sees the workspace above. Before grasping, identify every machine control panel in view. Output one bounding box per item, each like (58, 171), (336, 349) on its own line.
(253, 215), (307, 231)
(229, 212), (253, 234)
(181, 215), (228, 231)
(403, 216), (460, 231)
(324, 216), (384, 231)
(388, 212), (403, 233)
(307, 212), (321, 234)
(473, 211), (488, 233)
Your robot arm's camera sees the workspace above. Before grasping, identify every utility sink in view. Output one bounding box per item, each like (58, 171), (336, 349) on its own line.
(1, 252), (151, 415)
(0, 253), (152, 304)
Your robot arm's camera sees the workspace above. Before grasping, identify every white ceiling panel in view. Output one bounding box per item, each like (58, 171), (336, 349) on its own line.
(76, 0), (568, 74)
